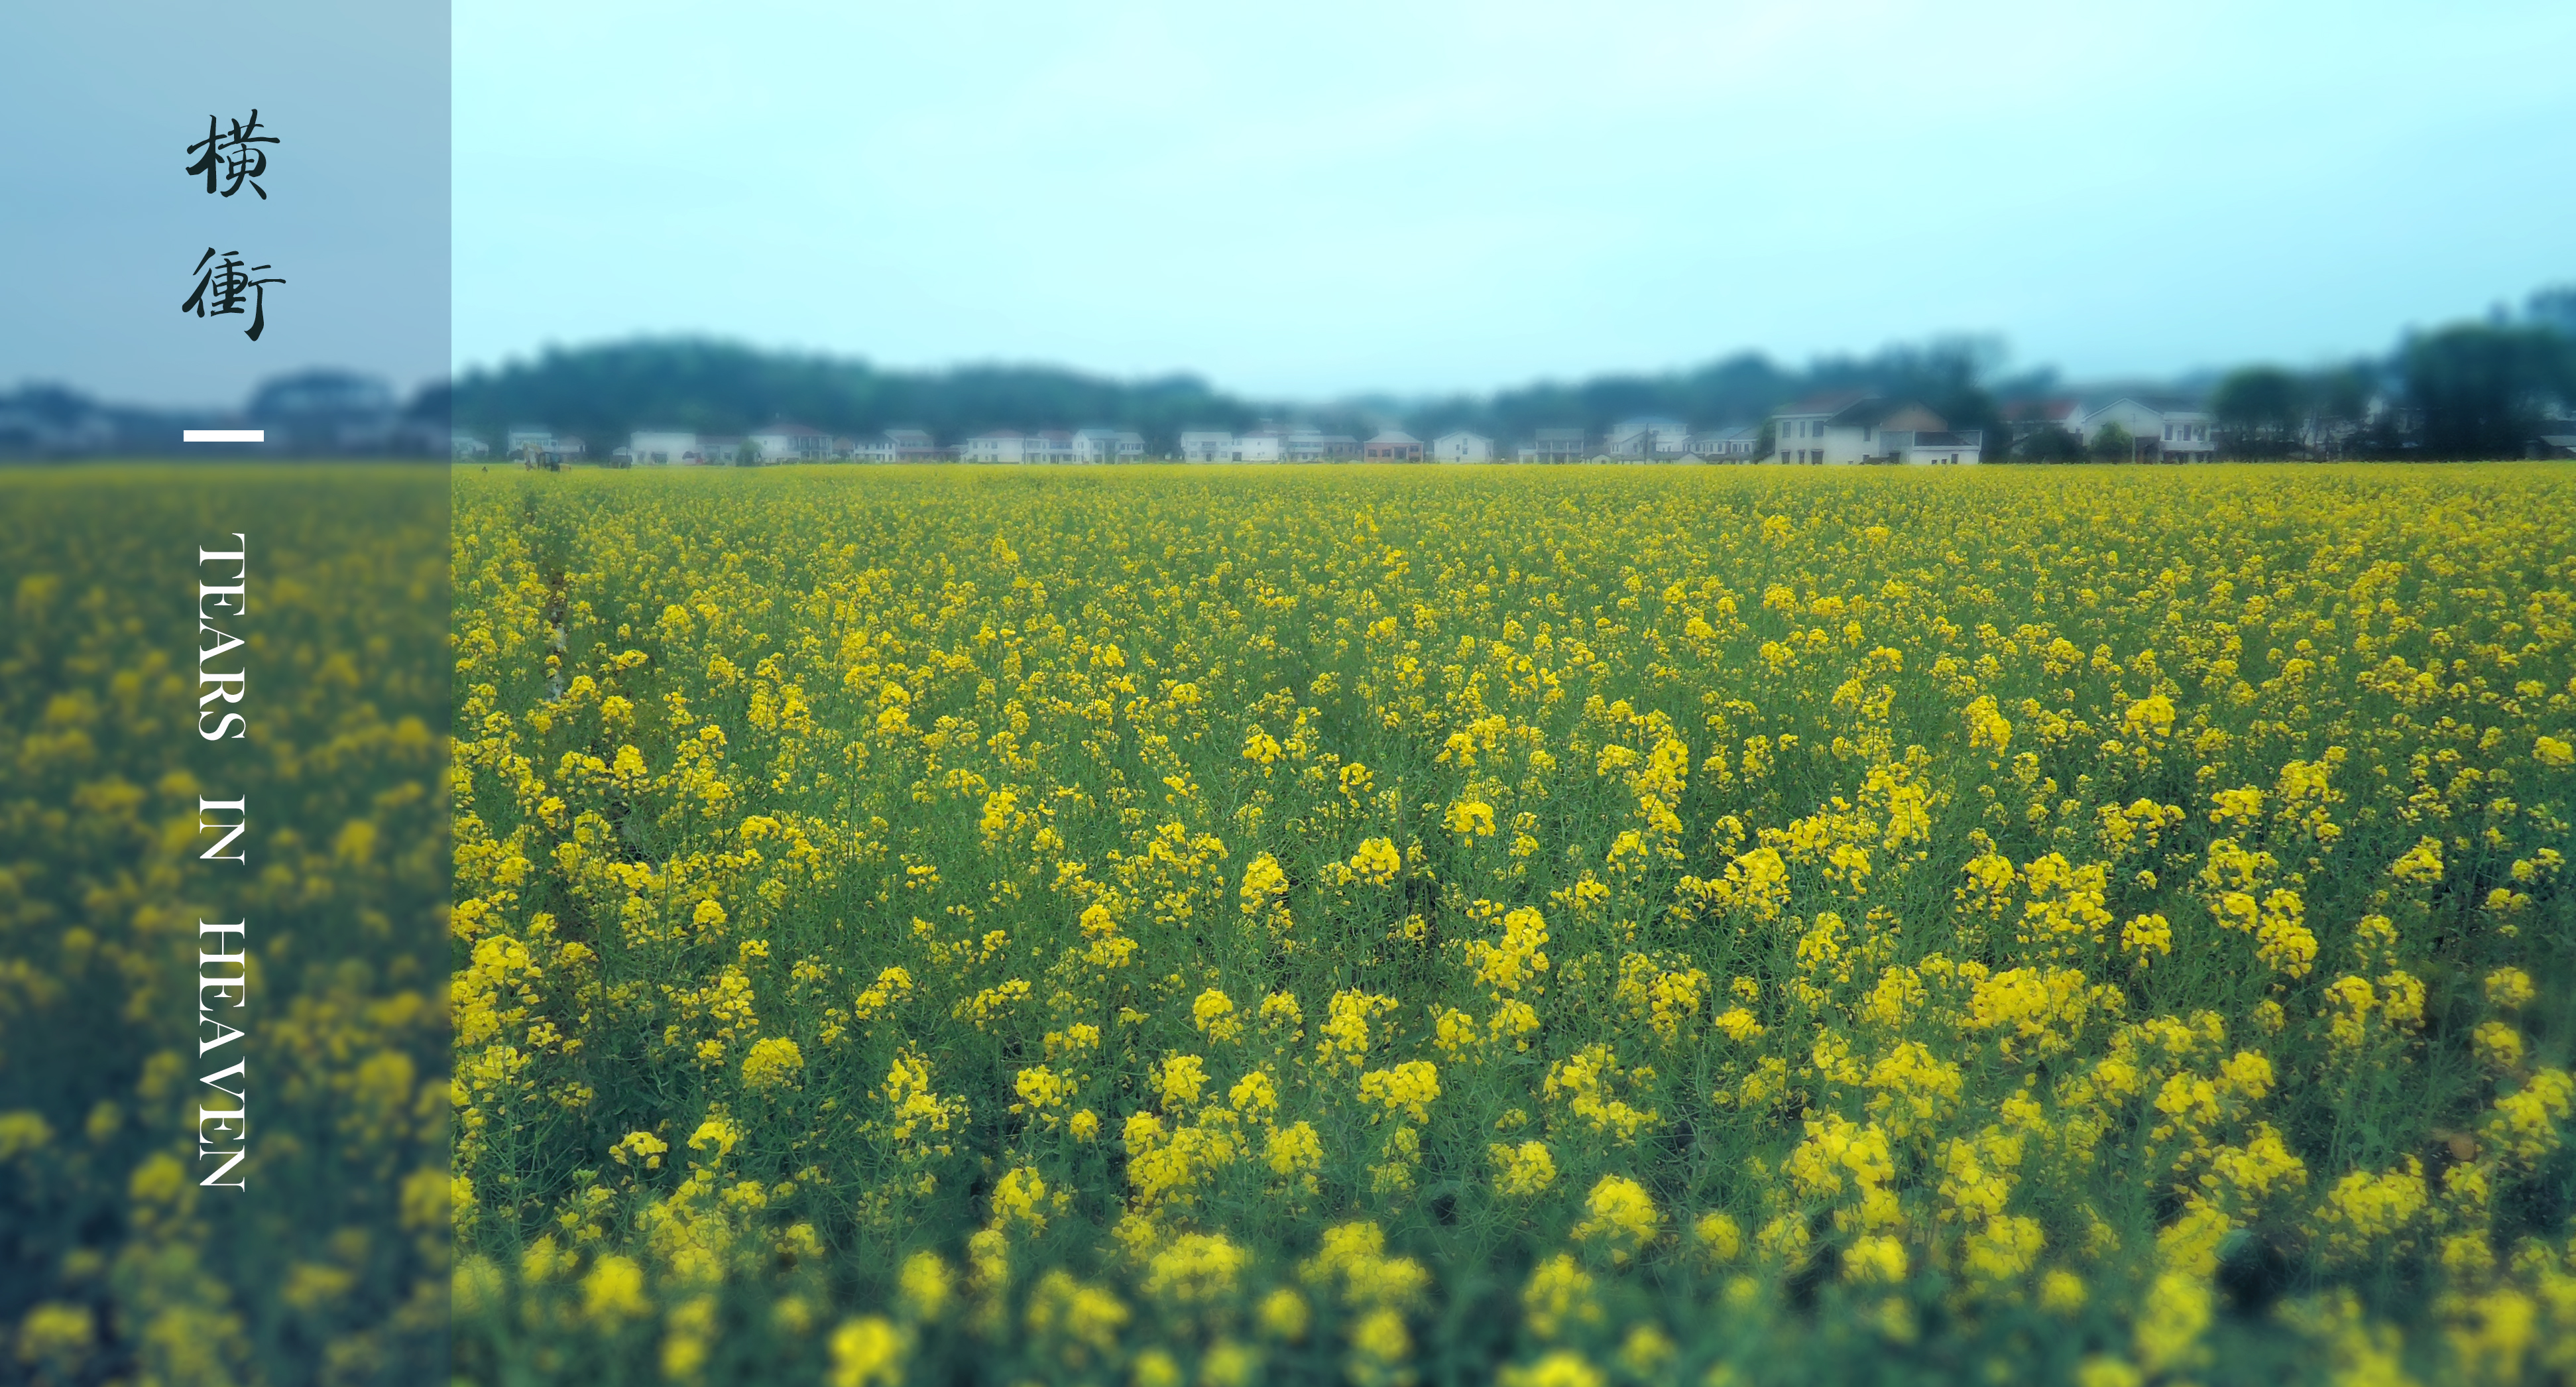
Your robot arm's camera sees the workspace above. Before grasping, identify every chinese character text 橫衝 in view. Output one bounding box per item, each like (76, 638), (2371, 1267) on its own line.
(184, 110), (279, 200)
(181, 249), (284, 342)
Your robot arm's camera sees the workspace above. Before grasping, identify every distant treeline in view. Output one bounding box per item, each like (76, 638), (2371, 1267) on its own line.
(12, 287), (2569, 460)
(2203, 310), (2573, 459)
(443, 337), (2048, 458)
(445, 291), (2576, 461)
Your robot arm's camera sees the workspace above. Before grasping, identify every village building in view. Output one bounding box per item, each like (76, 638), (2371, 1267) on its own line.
(1516, 428), (1587, 461)
(2072, 397), (2214, 461)
(750, 420), (829, 462)
(1433, 430), (1494, 461)
(855, 428), (940, 461)
(1767, 394), (1982, 464)
(628, 428), (696, 465)
(1767, 392), (1869, 463)
(1364, 430), (1423, 461)
(1606, 417), (1690, 459)
(1691, 426), (1761, 459)
(1073, 427), (1145, 463)
(1285, 429), (1360, 461)
(503, 425), (587, 465)
(961, 430), (1029, 463)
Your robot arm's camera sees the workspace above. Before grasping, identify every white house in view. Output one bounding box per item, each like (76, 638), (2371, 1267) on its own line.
(2153, 408), (2213, 461)
(1232, 430), (1285, 462)
(1606, 417), (1690, 459)
(750, 420), (829, 462)
(1690, 426), (1760, 460)
(1881, 426), (1983, 465)
(1179, 430), (1233, 461)
(1073, 428), (1145, 463)
(856, 428), (940, 462)
(503, 425), (589, 465)
(629, 429), (696, 465)
(452, 431), (490, 459)
(1767, 395), (1981, 465)
(1433, 430), (1493, 461)
(1517, 428), (1586, 461)
(1766, 392), (1869, 463)
(2072, 398), (2213, 461)
(1285, 430), (1358, 461)
(961, 430), (1029, 463)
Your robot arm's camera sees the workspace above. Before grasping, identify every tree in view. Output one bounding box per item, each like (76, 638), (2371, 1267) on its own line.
(2212, 367), (2307, 458)
(2303, 363), (2380, 459)
(2014, 424), (2084, 462)
(2402, 324), (2572, 457)
(2530, 284), (2576, 340)
(2089, 421), (2135, 463)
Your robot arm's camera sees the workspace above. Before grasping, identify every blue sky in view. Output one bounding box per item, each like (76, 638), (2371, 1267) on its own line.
(453, 0), (2573, 399)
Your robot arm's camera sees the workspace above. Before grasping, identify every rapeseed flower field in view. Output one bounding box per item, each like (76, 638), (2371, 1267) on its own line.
(3, 467), (450, 1387)
(451, 464), (2575, 1385)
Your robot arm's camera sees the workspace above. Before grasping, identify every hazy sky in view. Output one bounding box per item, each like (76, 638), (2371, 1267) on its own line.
(1, 2), (447, 408)
(449, 1), (2554, 400)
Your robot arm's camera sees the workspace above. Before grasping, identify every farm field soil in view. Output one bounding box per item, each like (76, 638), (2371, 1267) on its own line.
(449, 464), (2576, 1386)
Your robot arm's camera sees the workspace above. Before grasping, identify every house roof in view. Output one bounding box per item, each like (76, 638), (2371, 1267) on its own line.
(1367, 430), (1422, 444)
(1826, 398), (1946, 431)
(1533, 428), (1586, 441)
(755, 420), (824, 436)
(1778, 390), (1871, 417)
(2078, 395), (2201, 421)
(971, 430), (1025, 440)
(2009, 398), (2082, 424)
